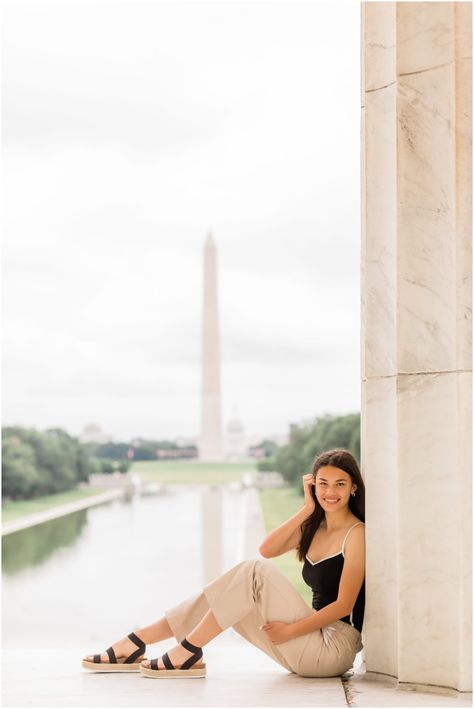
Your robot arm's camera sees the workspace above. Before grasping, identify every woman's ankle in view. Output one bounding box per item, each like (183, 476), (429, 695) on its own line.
(133, 617), (173, 645)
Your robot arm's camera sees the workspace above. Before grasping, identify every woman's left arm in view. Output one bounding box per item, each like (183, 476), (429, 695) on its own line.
(288, 524), (366, 640)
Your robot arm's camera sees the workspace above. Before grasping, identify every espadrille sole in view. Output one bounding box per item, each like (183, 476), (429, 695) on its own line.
(139, 664), (206, 678)
(82, 658), (146, 672)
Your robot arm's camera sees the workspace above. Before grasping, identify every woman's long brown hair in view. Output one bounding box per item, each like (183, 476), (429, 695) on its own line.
(295, 448), (365, 562)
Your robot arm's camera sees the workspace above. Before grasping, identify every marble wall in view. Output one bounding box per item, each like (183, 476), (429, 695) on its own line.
(361, 2), (472, 694)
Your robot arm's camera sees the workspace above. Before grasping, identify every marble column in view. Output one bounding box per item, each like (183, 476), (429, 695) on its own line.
(361, 2), (472, 694)
(199, 231), (223, 461)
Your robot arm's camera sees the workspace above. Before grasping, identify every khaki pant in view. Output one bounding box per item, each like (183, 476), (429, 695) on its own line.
(164, 557), (364, 678)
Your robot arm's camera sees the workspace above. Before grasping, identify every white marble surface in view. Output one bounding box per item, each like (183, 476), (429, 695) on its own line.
(397, 372), (461, 685)
(454, 3), (473, 374)
(2, 639), (349, 708)
(4, 643), (472, 709)
(361, 375), (398, 677)
(362, 2), (395, 92)
(397, 3), (454, 76)
(397, 57), (457, 374)
(361, 79), (397, 380)
(349, 666), (472, 707)
(361, 0), (472, 694)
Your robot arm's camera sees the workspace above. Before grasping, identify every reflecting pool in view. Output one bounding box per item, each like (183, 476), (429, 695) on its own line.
(2, 485), (245, 651)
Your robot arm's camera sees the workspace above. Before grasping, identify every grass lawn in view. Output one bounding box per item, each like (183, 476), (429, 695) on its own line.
(259, 485), (312, 603)
(131, 459), (256, 484)
(1, 487), (108, 524)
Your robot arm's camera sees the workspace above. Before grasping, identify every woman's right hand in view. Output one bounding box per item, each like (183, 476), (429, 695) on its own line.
(302, 473), (316, 514)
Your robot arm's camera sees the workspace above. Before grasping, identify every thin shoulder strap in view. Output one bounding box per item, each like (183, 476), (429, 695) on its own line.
(342, 522), (364, 556)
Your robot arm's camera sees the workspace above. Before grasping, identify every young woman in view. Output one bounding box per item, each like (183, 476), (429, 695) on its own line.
(82, 447), (365, 678)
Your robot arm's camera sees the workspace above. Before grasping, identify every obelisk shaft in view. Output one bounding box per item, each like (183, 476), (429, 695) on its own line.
(200, 232), (222, 460)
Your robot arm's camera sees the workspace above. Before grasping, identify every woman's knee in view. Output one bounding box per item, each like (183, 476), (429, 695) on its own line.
(237, 557), (275, 593)
(251, 556), (276, 571)
(239, 556), (274, 572)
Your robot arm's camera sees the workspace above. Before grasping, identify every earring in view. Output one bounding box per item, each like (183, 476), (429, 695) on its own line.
(351, 491), (356, 496)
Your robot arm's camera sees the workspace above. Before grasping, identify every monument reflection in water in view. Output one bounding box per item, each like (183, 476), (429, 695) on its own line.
(2, 485), (244, 650)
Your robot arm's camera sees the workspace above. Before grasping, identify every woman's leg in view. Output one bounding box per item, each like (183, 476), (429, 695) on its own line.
(141, 608), (224, 669)
(86, 576), (221, 662)
(143, 557), (332, 675)
(87, 557), (361, 676)
(84, 617), (174, 663)
(207, 557), (362, 678)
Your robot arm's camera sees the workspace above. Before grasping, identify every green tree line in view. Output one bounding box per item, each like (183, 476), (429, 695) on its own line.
(2, 427), (197, 501)
(2, 427), (96, 500)
(257, 412), (360, 493)
(2, 427), (133, 501)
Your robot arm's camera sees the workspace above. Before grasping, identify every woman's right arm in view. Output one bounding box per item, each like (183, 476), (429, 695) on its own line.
(258, 474), (316, 558)
(258, 505), (311, 558)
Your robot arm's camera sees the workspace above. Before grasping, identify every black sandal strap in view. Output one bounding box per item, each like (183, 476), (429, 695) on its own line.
(150, 658), (159, 670)
(181, 638), (202, 654)
(181, 649), (202, 670)
(162, 652), (175, 670)
(106, 647), (117, 664)
(93, 654), (101, 663)
(128, 631), (145, 649)
(123, 631), (146, 663)
(124, 646), (144, 664)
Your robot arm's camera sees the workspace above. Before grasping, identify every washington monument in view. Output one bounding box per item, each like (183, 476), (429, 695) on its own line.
(199, 231), (223, 460)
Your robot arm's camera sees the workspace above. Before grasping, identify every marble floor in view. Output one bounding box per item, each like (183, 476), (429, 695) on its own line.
(3, 631), (472, 708)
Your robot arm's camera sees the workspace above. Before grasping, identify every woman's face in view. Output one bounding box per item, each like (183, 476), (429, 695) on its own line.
(313, 465), (355, 510)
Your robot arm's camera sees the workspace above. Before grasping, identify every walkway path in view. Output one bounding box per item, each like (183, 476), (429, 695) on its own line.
(2, 489), (124, 536)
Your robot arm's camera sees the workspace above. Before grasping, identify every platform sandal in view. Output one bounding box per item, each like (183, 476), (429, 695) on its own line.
(82, 631), (147, 672)
(139, 637), (206, 678)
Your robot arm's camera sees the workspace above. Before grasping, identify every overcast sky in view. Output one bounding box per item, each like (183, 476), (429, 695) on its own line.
(2, 0), (361, 442)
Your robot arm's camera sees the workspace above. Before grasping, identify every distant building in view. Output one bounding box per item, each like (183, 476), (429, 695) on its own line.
(224, 415), (247, 461)
(79, 423), (113, 444)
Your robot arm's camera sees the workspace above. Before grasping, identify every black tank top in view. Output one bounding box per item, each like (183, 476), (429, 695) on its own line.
(301, 521), (365, 633)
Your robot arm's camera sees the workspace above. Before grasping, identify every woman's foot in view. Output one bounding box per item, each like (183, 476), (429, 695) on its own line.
(84, 633), (145, 663)
(141, 642), (200, 669)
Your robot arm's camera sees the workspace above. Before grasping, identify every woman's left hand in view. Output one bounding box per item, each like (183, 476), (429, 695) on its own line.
(260, 621), (293, 644)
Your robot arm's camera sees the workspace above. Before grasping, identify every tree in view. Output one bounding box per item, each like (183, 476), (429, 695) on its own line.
(100, 460), (115, 474)
(2, 426), (101, 499)
(1, 435), (40, 499)
(255, 439), (279, 458)
(270, 412), (360, 492)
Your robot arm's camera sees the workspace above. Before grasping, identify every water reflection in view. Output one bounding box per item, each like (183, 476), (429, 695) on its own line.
(201, 486), (223, 583)
(2, 511), (88, 576)
(2, 485), (245, 649)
